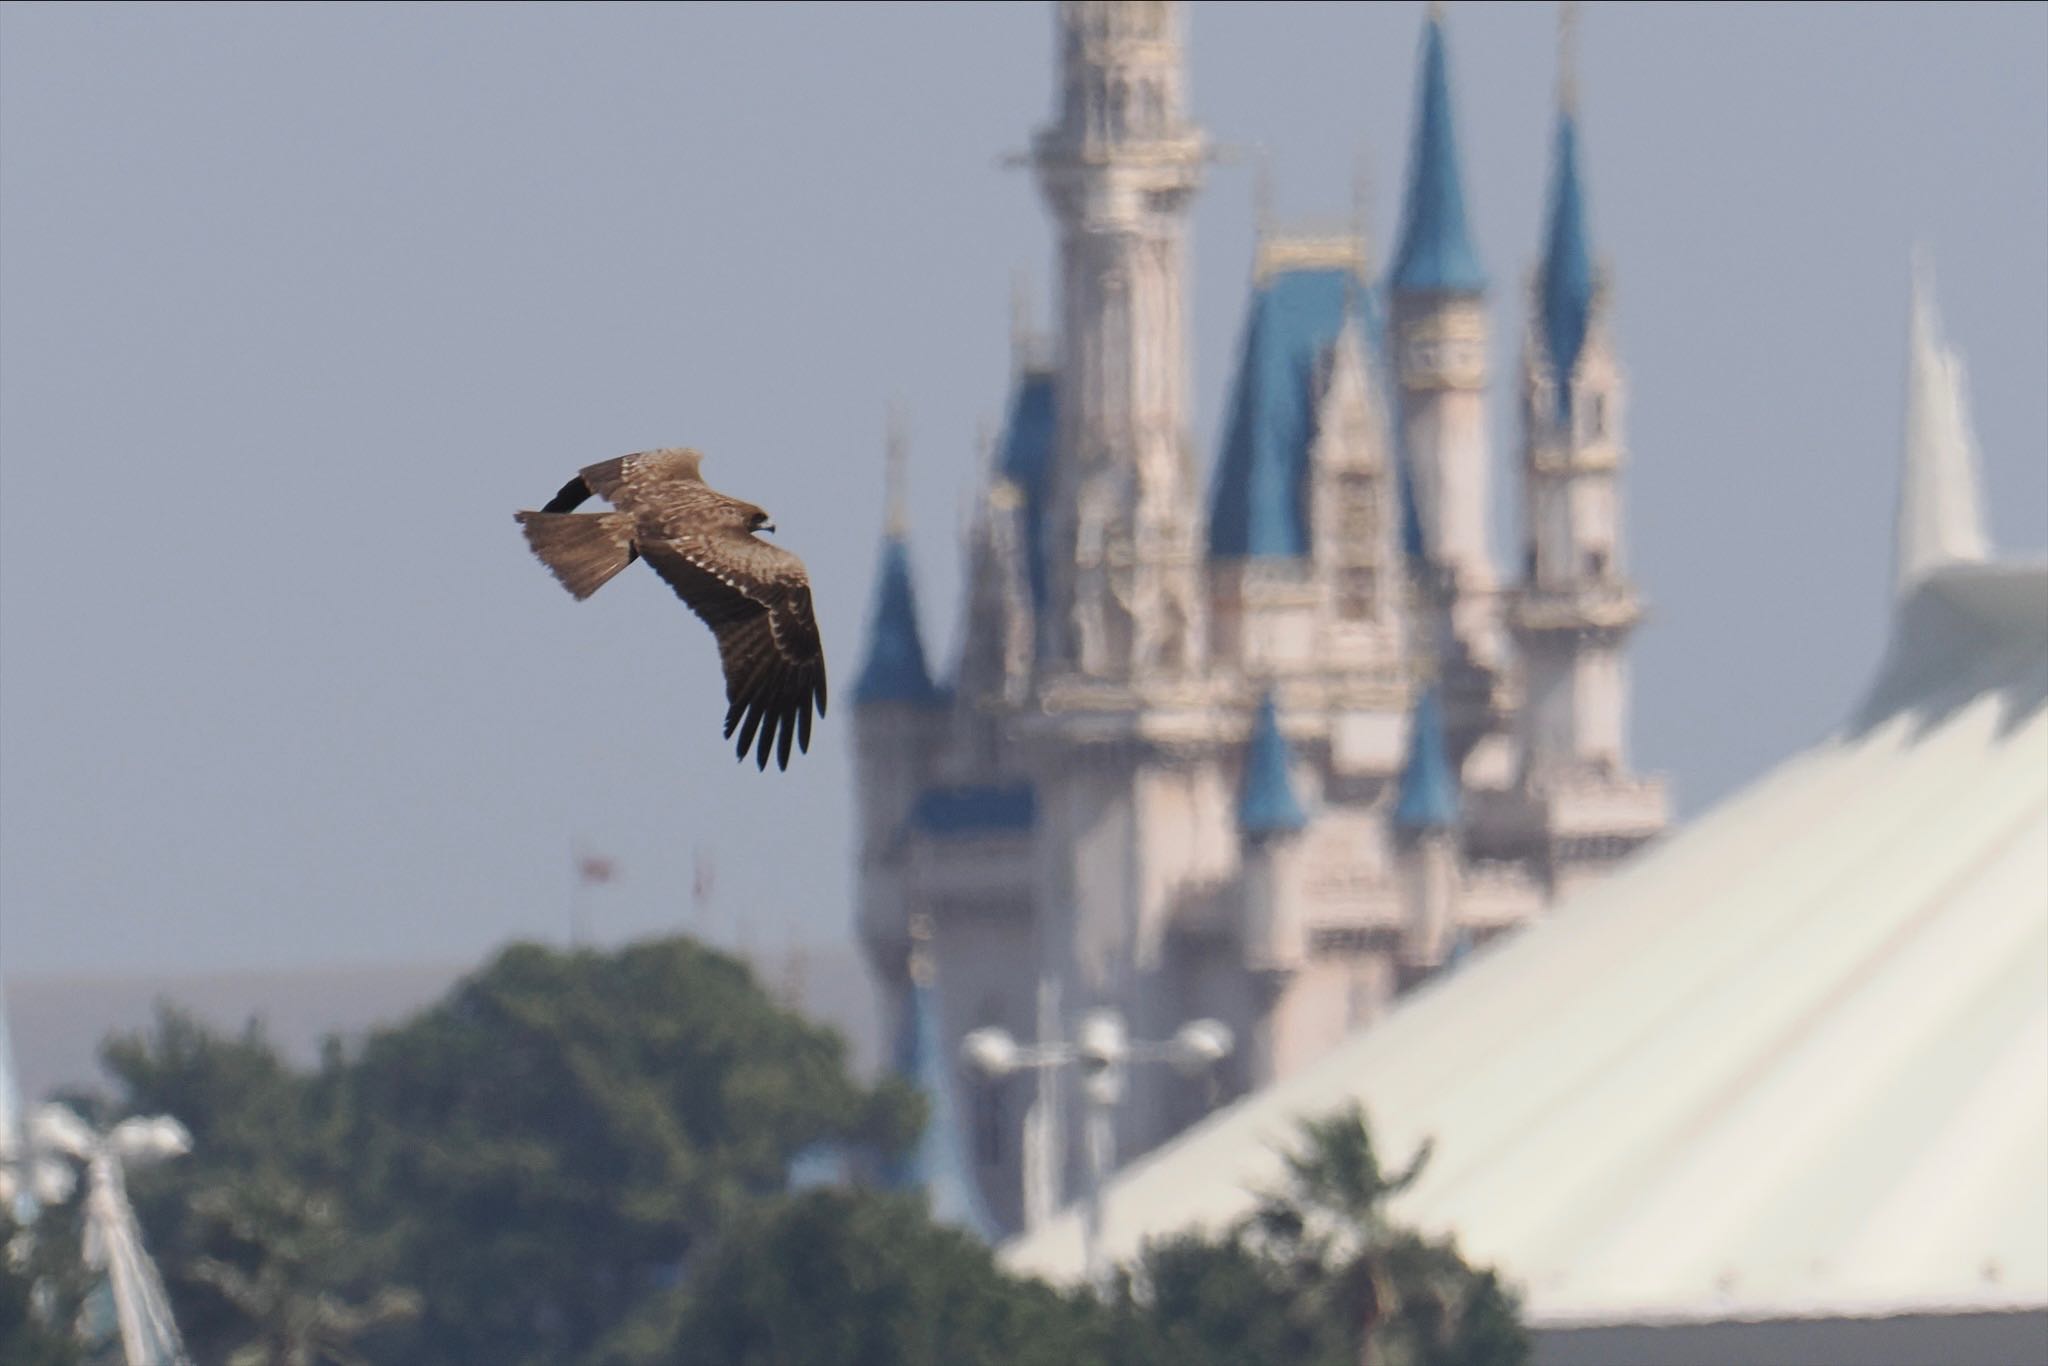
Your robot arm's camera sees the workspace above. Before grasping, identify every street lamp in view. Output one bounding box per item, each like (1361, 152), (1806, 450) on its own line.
(961, 1008), (1234, 1286)
(31, 1103), (194, 1366)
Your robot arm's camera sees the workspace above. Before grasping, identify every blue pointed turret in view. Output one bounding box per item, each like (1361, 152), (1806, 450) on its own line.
(1396, 448), (1428, 565)
(1390, 12), (1486, 296)
(1539, 108), (1596, 408)
(1208, 267), (1372, 560)
(854, 536), (944, 706)
(1239, 692), (1309, 839)
(887, 936), (998, 1241)
(998, 367), (1058, 612)
(1394, 689), (1460, 832)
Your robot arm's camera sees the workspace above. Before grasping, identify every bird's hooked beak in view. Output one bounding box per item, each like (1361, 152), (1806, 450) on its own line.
(759, 522), (776, 535)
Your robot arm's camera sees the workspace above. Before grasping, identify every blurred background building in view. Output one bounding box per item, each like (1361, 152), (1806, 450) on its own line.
(854, 0), (1669, 1237)
(1001, 246), (2048, 1365)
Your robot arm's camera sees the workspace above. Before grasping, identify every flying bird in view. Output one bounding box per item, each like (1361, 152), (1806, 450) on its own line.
(516, 448), (826, 771)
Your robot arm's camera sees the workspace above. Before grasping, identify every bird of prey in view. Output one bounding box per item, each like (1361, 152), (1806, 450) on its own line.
(516, 448), (826, 771)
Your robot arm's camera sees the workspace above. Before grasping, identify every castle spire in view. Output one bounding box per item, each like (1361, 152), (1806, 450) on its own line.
(1394, 689), (1460, 833)
(1558, 1), (1580, 116)
(1539, 5), (1596, 409)
(855, 414), (943, 707)
(1033, 0), (1207, 680)
(885, 399), (909, 540)
(1391, 5), (1485, 296)
(1239, 692), (1308, 839)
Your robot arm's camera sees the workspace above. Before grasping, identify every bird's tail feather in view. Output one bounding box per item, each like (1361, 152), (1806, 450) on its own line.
(516, 511), (636, 600)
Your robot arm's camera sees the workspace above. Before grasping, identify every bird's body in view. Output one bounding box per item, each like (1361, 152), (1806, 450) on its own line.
(516, 448), (827, 770)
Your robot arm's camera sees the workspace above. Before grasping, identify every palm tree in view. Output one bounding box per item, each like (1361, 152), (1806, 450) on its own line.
(1246, 1103), (1447, 1366)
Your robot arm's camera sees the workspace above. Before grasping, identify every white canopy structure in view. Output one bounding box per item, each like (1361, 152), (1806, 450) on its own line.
(1003, 265), (2048, 1364)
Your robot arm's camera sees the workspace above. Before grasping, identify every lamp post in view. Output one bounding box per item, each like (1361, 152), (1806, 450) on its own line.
(962, 1008), (1233, 1287)
(31, 1104), (193, 1366)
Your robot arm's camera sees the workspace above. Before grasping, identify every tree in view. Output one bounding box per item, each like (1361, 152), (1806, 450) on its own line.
(86, 938), (921, 1366)
(1072, 1105), (1524, 1366)
(338, 938), (921, 1365)
(0, 1211), (86, 1366)
(184, 1173), (419, 1366)
(598, 1187), (1105, 1366)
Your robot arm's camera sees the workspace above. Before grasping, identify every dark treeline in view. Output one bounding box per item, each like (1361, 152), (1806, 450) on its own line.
(4, 936), (1524, 1366)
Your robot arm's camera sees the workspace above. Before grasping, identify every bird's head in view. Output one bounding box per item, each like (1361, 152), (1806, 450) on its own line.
(744, 505), (775, 536)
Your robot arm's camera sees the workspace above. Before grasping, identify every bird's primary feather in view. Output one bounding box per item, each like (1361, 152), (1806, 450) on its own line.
(515, 447), (827, 771)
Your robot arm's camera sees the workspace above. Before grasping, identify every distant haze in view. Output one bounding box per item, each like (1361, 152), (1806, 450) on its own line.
(2, 2), (2043, 979)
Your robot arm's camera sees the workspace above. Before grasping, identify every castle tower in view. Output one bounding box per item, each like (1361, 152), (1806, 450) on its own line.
(1389, 5), (1504, 757)
(1205, 236), (1407, 686)
(1033, 0), (1208, 682)
(1512, 12), (1640, 785)
(1393, 689), (1462, 972)
(1235, 691), (1310, 1085)
(850, 416), (947, 965)
(1502, 7), (1667, 891)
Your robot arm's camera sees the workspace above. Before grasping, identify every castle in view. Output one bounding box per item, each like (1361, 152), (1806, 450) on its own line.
(853, 0), (1668, 1238)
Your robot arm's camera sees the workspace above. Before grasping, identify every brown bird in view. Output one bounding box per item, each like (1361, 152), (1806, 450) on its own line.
(516, 448), (826, 771)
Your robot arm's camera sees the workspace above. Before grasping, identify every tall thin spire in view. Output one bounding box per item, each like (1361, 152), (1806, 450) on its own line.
(1894, 251), (1990, 598)
(855, 413), (943, 707)
(1558, 2), (1580, 116)
(1391, 5), (1485, 295)
(1010, 266), (1037, 371)
(1239, 691), (1308, 839)
(1539, 7), (1596, 406)
(885, 400), (910, 540)
(1350, 146), (1375, 267)
(1394, 689), (1461, 833)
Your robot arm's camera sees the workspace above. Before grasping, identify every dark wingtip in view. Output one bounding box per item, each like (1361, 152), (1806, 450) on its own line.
(541, 475), (593, 515)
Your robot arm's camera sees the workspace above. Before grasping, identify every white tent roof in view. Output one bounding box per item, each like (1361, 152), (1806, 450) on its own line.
(1003, 270), (2048, 1329)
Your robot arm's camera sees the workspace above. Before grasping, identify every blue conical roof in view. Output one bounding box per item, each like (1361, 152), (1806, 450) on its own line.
(1239, 692), (1309, 838)
(1390, 14), (1486, 296)
(1397, 442), (1428, 565)
(1540, 109), (1596, 411)
(1208, 267), (1375, 560)
(1394, 689), (1460, 832)
(998, 369), (1058, 614)
(888, 967), (998, 1241)
(854, 537), (944, 707)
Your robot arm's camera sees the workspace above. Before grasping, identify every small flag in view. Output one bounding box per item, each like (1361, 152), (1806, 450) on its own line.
(578, 853), (616, 886)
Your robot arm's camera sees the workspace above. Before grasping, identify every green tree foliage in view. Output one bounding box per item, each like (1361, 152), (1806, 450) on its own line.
(81, 940), (1522, 1366)
(96, 938), (921, 1366)
(1098, 1102), (1528, 1366)
(0, 1211), (86, 1366)
(597, 1188), (1102, 1366)
(184, 1174), (420, 1366)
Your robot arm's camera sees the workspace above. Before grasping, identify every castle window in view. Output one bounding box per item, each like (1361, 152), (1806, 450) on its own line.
(1585, 547), (1610, 579)
(1333, 471), (1377, 551)
(1585, 393), (1608, 442)
(1337, 568), (1376, 621)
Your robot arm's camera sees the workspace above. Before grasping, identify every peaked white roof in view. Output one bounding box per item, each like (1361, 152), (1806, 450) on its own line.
(1003, 267), (2048, 1328)
(1895, 255), (1991, 597)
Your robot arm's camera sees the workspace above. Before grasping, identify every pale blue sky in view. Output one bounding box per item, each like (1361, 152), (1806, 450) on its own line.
(2, 1), (2043, 978)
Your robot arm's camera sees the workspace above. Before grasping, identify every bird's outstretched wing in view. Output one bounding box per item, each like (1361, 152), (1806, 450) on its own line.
(638, 532), (827, 771)
(579, 449), (704, 511)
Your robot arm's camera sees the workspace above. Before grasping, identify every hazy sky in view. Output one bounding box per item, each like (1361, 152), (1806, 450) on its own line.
(2, 2), (2043, 980)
